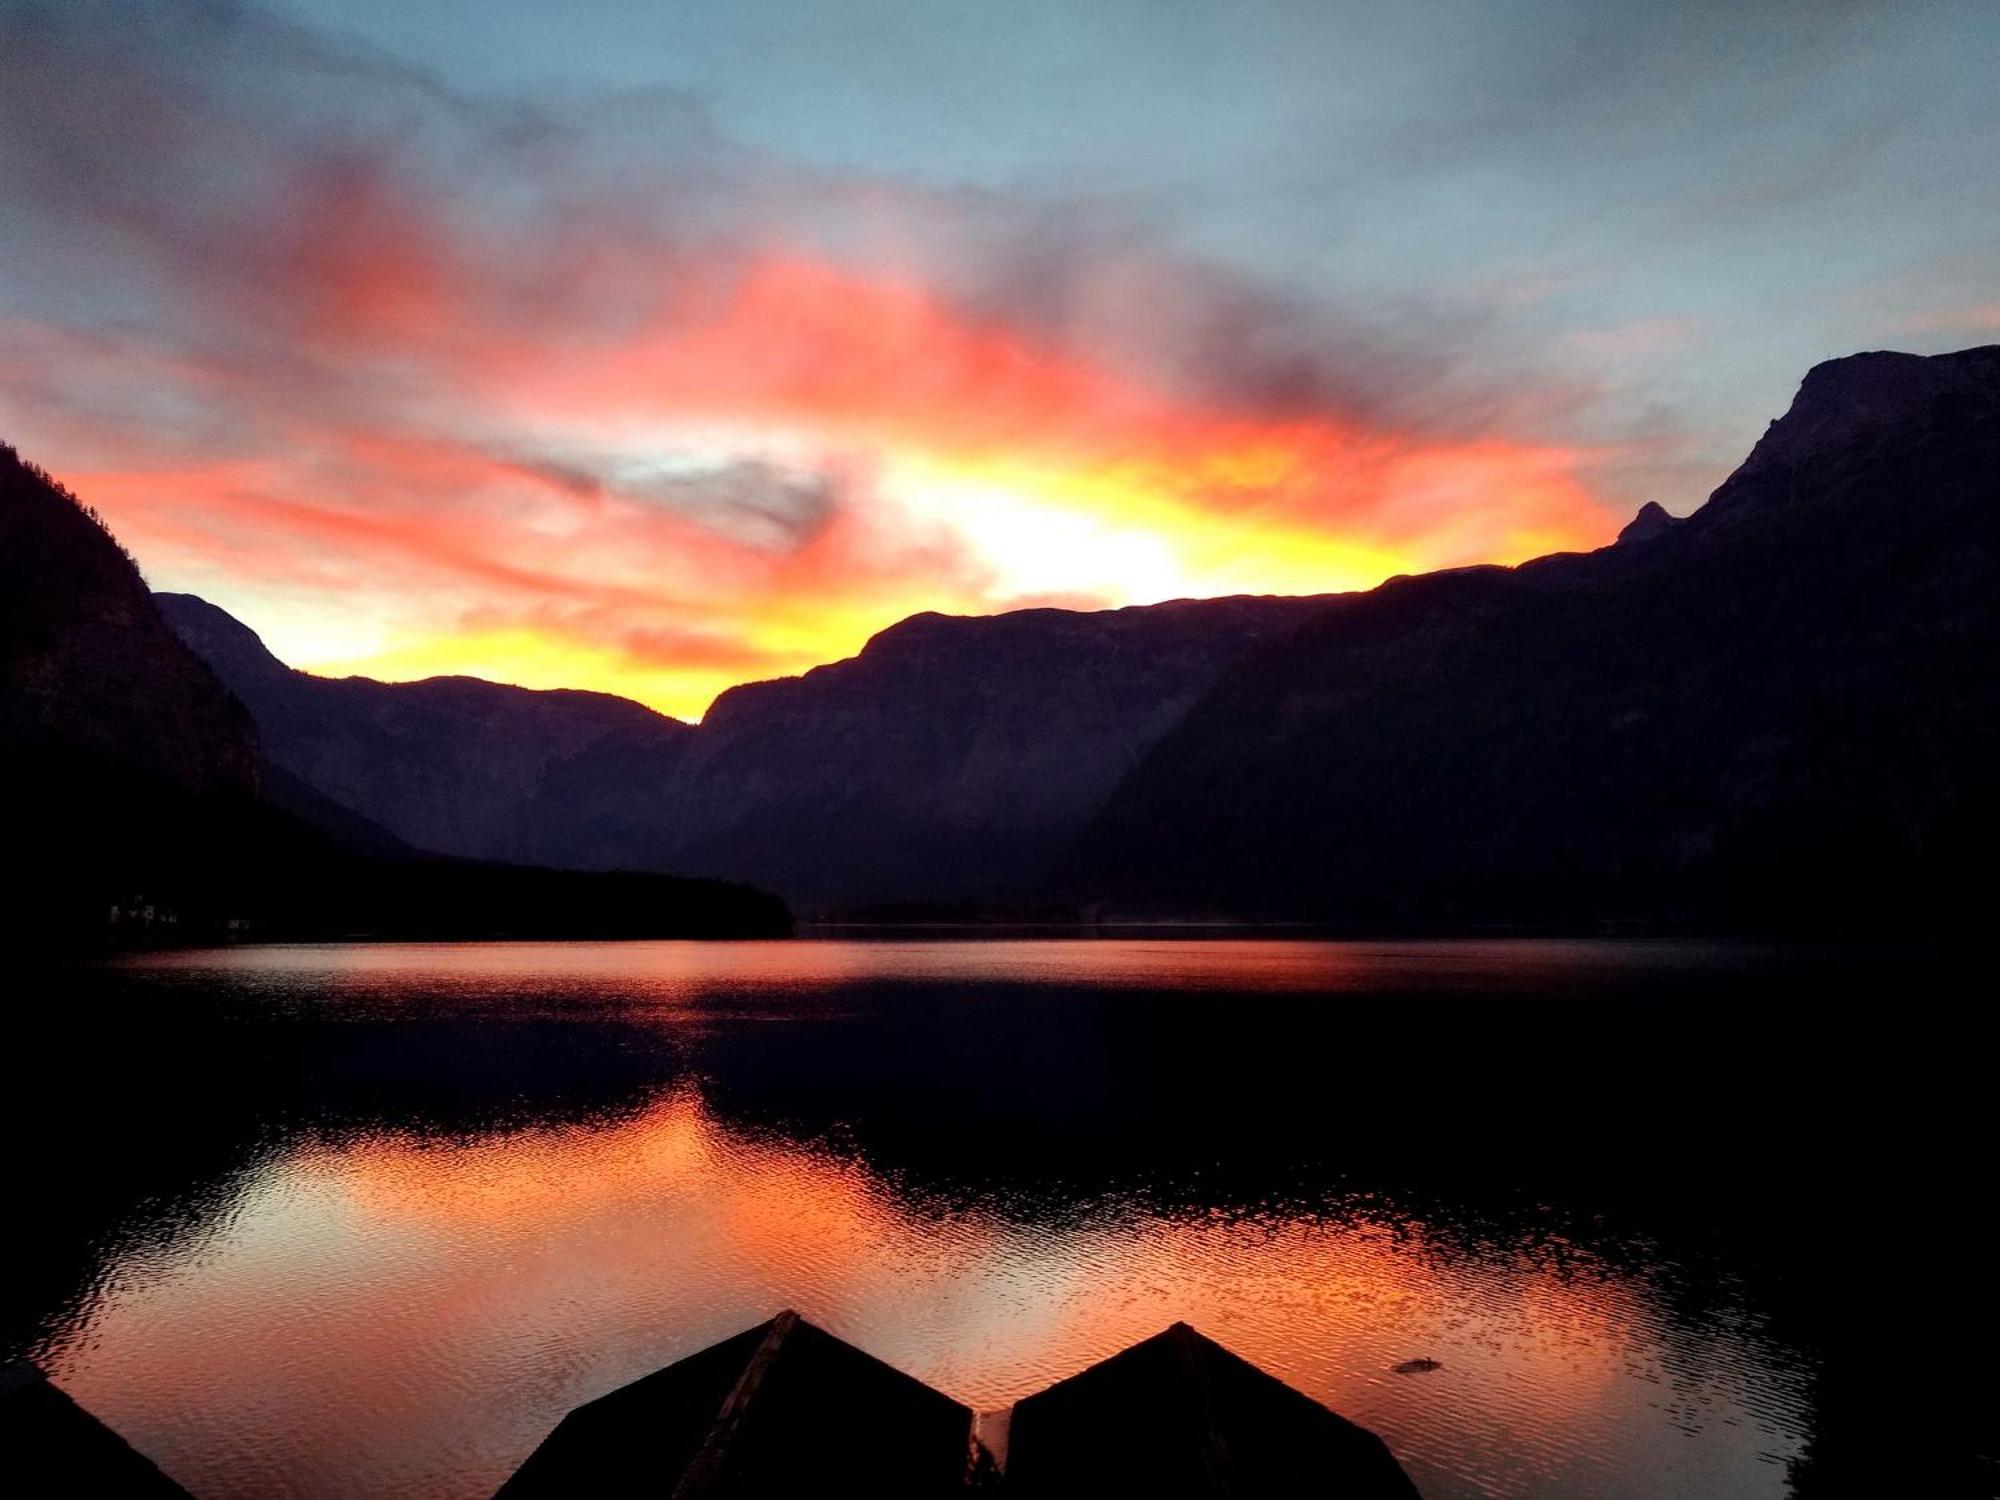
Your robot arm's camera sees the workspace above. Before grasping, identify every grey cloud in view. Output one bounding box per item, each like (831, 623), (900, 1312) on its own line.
(0, 0), (1600, 457)
(503, 450), (844, 554)
(8, 0), (1996, 527)
(630, 461), (842, 554)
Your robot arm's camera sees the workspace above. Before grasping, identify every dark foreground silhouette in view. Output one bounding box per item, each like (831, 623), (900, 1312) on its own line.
(7, 1316), (1420, 1498)
(5, 946), (1989, 1494)
(503, 1312), (1420, 1498)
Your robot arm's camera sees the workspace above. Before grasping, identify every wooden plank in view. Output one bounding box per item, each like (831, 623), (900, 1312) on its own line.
(667, 1308), (799, 1499)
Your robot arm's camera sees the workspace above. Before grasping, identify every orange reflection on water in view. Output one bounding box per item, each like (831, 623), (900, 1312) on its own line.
(123, 935), (1714, 998)
(46, 1082), (1793, 1500)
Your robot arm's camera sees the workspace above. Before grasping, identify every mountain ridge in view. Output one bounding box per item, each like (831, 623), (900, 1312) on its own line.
(138, 342), (2000, 928)
(156, 592), (696, 870)
(1063, 343), (2000, 926)
(164, 587), (1336, 902)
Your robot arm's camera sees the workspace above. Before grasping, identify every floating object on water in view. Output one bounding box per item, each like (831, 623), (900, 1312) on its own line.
(1393, 1357), (1445, 1375)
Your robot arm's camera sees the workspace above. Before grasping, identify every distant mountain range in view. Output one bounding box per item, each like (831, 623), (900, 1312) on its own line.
(155, 592), (697, 868)
(160, 589), (1328, 905)
(12, 343), (1997, 934)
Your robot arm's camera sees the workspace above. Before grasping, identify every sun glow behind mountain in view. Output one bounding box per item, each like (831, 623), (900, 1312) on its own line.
(41, 251), (1610, 719)
(0, 4), (1711, 720)
(7, 1), (1999, 718)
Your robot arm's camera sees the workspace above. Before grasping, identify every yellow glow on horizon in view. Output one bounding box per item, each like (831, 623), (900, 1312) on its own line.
(300, 628), (749, 722)
(46, 250), (1618, 721)
(280, 431), (1607, 720)
(885, 449), (1418, 604)
(294, 565), (995, 721)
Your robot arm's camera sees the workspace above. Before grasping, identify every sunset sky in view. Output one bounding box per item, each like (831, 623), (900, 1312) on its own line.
(3, 0), (1996, 718)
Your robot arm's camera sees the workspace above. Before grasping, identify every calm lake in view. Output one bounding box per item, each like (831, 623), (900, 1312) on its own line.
(3, 939), (1983, 1497)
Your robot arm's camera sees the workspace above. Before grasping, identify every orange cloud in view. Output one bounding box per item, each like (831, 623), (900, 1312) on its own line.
(2, 64), (1620, 718)
(29, 242), (1615, 718)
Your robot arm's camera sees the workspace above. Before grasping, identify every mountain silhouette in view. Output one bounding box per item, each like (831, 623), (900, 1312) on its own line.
(164, 590), (1329, 906)
(122, 344), (2000, 931)
(3, 443), (270, 944)
(2, 445), (255, 799)
(155, 593), (695, 868)
(1065, 345), (2000, 928)
(0, 446), (789, 946)
(641, 597), (1332, 903)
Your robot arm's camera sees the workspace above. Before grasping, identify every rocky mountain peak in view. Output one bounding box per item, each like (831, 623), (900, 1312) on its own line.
(1616, 500), (1680, 544)
(1701, 345), (2000, 521)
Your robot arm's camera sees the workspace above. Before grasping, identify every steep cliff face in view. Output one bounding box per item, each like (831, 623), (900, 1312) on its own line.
(2, 446), (264, 941)
(156, 593), (694, 869)
(1, 447), (255, 798)
(1699, 347), (2000, 525)
(1063, 345), (2000, 928)
(645, 595), (1333, 904)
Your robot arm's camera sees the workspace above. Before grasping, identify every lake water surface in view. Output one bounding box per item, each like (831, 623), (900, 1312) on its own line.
(3, 939), (1982, 1497)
